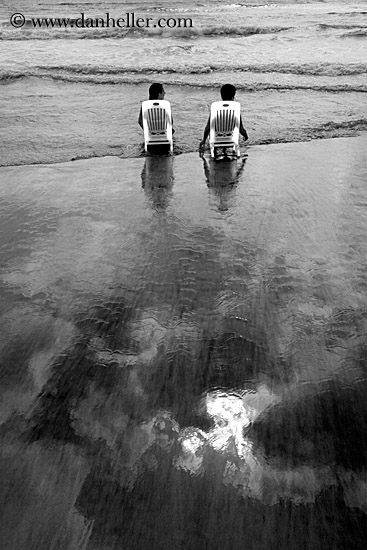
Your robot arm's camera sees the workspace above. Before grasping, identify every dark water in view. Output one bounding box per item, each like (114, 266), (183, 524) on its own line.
(1, 136), (367, 549)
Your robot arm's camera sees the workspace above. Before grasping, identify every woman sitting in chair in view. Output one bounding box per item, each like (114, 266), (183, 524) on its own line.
(139, 83), (174, 154)
(138, 83), (166, 129)
(199, 84), (248, 151)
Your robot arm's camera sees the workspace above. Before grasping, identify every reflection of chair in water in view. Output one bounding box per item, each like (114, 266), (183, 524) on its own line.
(142, 100), (173, 155)
(201, 154), (247, 212)
(202, 155), (246, 187)
(209, 101), (241, 159)
(141, 156), (174, 210)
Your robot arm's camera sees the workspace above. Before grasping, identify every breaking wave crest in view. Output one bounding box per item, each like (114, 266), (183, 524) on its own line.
(340, 29), (367, 38)
(0, 23), (291, 41)
(1, 62), (367, 92)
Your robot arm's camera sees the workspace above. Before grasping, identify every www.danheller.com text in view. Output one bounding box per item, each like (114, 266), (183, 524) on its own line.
(10, 12), (194, 29)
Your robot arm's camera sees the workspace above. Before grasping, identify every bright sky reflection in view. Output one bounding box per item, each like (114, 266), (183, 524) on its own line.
(172, 386), (339, 505)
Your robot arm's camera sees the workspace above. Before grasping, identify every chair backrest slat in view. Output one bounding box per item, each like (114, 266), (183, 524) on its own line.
(215, 108), (236, 134)
(147, 108), (167, 132)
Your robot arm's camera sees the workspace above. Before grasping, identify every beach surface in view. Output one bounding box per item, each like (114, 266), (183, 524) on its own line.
(1, 134), (367, 549)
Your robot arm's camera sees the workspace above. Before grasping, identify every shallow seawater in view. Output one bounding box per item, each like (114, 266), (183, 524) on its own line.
(1, 135), (367, 549)
(1, 78), (367, 167)
(1, 0), (366, 165)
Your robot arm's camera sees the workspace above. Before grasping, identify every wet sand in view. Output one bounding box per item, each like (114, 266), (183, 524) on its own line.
(1, 135), (367, 549)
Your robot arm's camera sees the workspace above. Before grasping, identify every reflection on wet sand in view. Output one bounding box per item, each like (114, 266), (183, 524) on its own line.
(141, 156), (174, 211)
(201, 154), (247, 212)
(1, 137), (367, 549)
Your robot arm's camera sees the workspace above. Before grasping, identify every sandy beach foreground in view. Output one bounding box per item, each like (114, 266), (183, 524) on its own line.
(1, 135), (367, 550)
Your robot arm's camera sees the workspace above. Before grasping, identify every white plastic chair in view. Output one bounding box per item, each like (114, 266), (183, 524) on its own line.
(209, 101), (241, 159)
(142, 100), (173, 154)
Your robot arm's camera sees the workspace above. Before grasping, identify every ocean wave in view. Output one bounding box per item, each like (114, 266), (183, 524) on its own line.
(316, 23), (367, 31)
(317, 119), (367, 131)
(329, 11), (367, 17)
(1, 61), (365, 80)
(0, 72), (26, 83)
(200, 25), (291, 37)
(0, 23), (291, 41)
(1, 67), (366, 93)
(340, 30), (367, 38)
(234, 63), (367, 77)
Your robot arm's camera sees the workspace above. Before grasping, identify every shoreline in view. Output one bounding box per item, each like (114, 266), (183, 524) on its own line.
(1, 131), (366, 169)
(1, 76), (366, 168)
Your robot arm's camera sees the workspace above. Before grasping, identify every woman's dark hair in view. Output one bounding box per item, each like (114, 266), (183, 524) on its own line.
(220, 84), (236, 100)
(149, 83), (164, 99)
